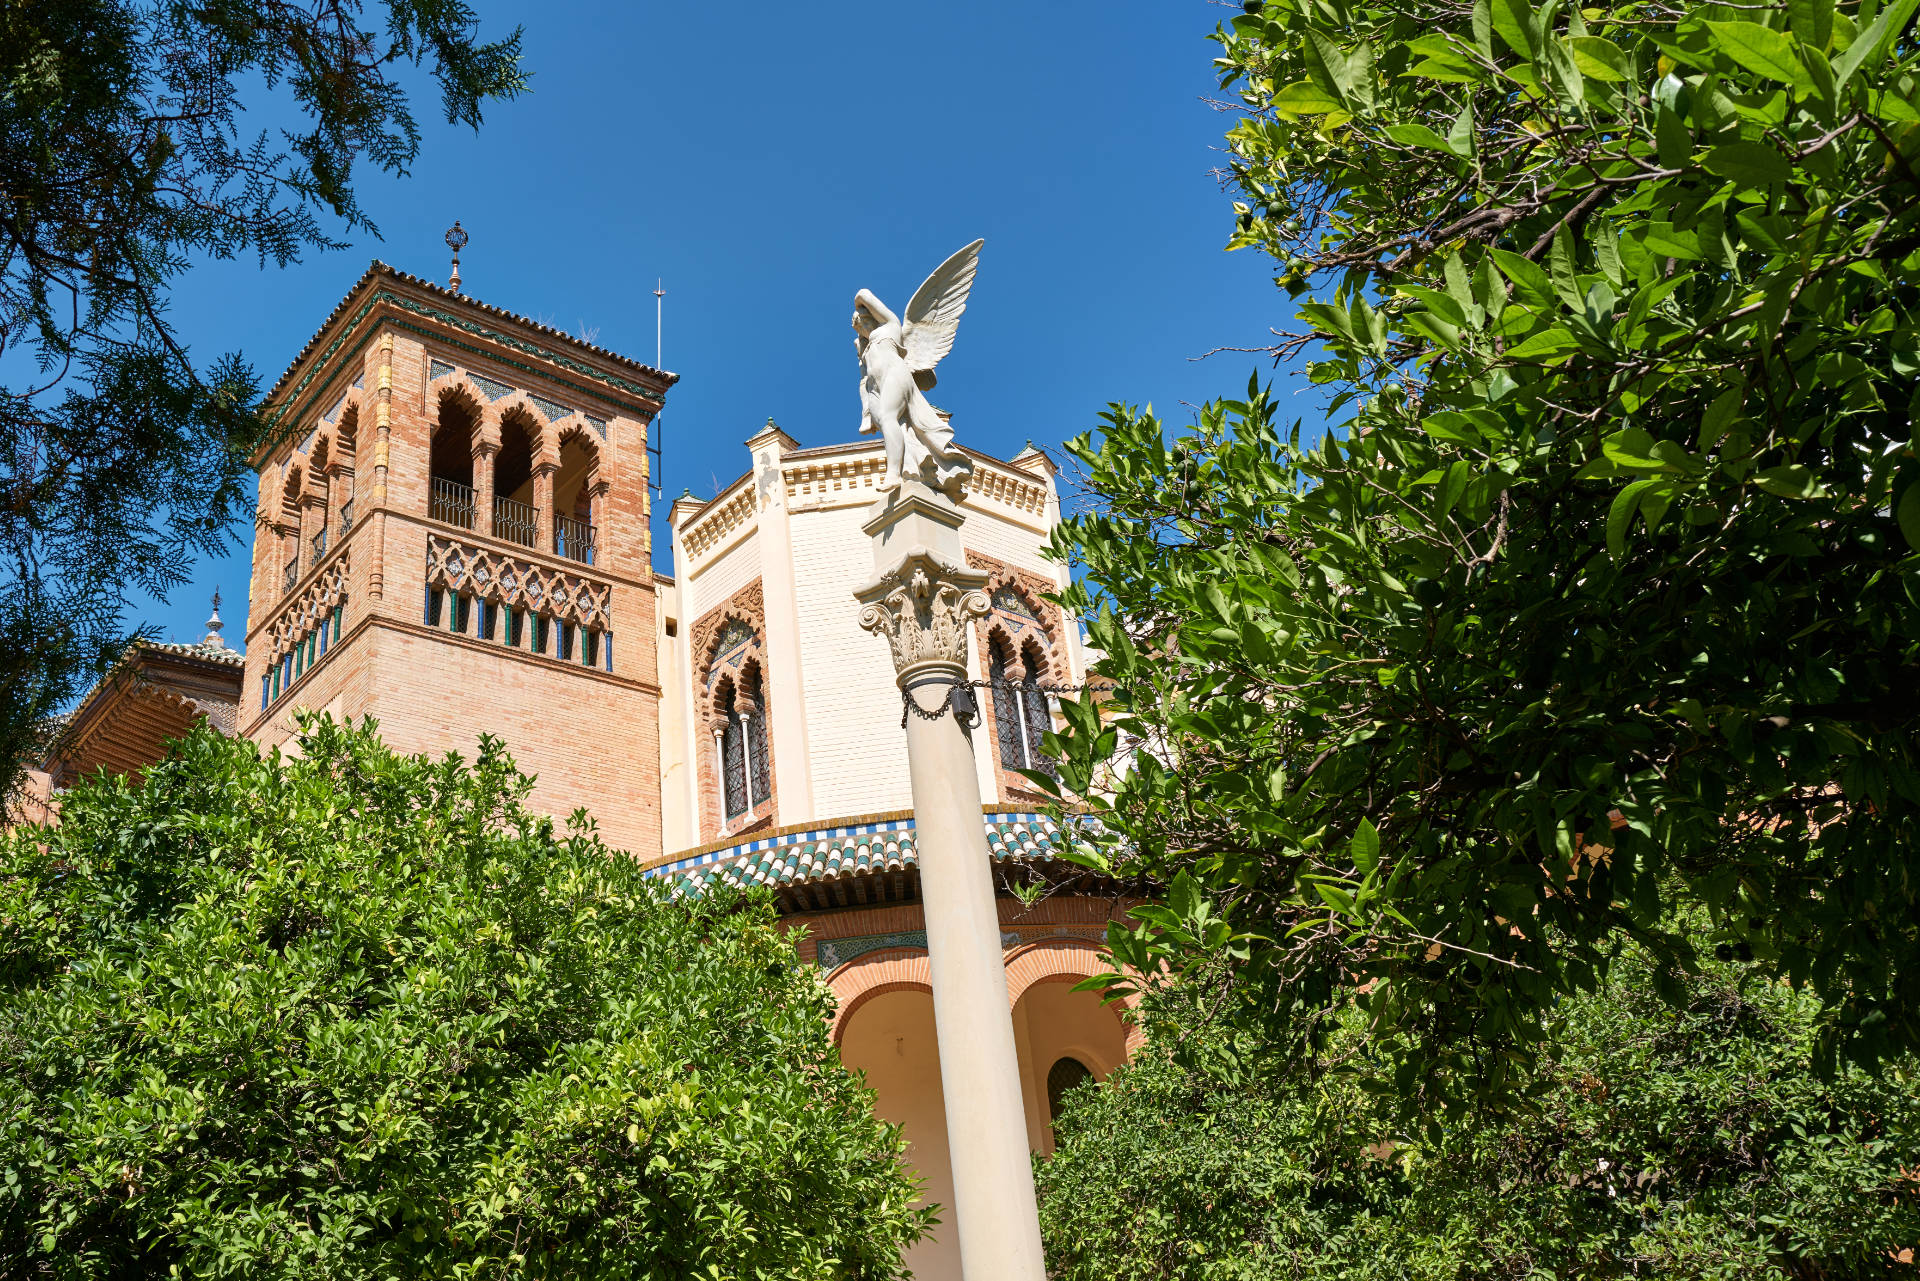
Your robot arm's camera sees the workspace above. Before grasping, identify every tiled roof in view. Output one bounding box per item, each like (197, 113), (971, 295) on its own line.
(143, 639), (246, 667)
(265, 260), (678, 406)
(651, 811), (1072, 905)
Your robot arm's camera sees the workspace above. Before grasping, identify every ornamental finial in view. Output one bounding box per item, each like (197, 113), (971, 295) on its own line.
(203, 589), (227, 650)
(445, 220), (469, 294)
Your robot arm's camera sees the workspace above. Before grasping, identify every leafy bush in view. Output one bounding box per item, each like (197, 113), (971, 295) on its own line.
(1037, 944), (1919, 1280)
(0, 718), (930, 1279)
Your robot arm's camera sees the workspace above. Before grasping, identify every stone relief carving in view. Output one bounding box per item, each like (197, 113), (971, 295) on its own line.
(425, 534), (609, 628)
(690, 579), (767, 695)
(967, 550), (1067, 683)
(857, 549), (990, 675)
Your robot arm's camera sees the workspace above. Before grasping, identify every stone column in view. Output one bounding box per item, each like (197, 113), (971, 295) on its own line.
(855, 479), (1047, 1281)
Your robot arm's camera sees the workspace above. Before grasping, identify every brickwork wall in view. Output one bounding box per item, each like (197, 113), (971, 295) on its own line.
(244, 284), (670, 864)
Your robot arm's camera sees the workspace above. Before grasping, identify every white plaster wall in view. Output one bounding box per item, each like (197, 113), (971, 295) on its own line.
(687, 527), (761, 619)
(956, 501), (1055, 579)
(788, 502), (915, 818)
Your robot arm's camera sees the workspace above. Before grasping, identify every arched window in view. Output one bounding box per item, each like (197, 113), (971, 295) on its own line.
(1020, 638), (1057, 780)
(1046, 1056), (1093, 1126)
(715, 666), (773, 823)
(989, 633), (1052, 775)
(740, 664), (772, 809)
(717, 677), (749, 819)
(428, 393), (478, 530)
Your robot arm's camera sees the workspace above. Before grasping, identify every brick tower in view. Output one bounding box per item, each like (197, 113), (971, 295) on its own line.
(239, 261), (677, 859)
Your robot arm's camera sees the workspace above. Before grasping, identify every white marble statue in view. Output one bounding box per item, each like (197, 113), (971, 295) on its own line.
(853, 239), (983, 497)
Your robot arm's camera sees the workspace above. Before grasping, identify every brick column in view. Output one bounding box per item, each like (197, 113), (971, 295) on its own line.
(587, 478), (611, 565)
(473, 441), (498, 541)
(327, 463), (354, 536)
(532, 460), (556, 554)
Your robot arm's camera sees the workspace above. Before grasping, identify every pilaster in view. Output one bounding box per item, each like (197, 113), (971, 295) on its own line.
(746, 423), (815, 825)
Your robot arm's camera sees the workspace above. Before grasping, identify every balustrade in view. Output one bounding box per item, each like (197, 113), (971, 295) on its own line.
(492, 495), (537, 548)
(429, 477), (476, 530)
(554, 514), (597, 566)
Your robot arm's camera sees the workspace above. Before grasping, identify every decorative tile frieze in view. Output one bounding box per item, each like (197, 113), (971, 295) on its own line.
(267, 555), (350, 662)
(425, 534), (610, 629)
(469, 372), (514, 401)
(428, 358), (456, 381)
(656, 811), (1075, 898)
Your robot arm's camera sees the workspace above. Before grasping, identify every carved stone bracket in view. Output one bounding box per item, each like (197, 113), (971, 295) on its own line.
(856, 545), (990, 679)
(426, 533), (610, 629)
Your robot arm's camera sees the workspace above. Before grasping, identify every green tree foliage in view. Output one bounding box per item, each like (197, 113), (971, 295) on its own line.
(0, 0), (527, 804)
(0, 719), (930, 1278)
(1047, 0), (1920, 1103)
(1037, 944), (1920, 1279)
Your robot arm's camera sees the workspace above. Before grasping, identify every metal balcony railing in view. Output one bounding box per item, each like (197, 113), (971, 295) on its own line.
(429, 477), (475, 530)
(310, 527), (328, 567)
(492, 495), (537, 548)
(554, 514), (596, 566)
(338, 498), (354, 536)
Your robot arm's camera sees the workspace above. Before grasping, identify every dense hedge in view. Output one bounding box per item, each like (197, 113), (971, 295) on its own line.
(0, 718), (930, 1279)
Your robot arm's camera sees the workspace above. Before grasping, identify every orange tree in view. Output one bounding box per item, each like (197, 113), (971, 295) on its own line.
(0, 719), (930, 1278)
(1047, 0), (1920, 1111)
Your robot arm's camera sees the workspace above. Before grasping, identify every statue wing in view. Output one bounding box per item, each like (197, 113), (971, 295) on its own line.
(901, 239), (984, 381)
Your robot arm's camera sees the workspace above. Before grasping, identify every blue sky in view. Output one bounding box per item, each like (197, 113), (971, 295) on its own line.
(135, 0), (1295, 647)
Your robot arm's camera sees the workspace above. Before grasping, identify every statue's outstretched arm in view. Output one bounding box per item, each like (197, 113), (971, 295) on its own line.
(854, 288), (899, 328)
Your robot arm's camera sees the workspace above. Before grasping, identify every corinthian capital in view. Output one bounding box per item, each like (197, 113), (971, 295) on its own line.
(856, 545), (990, 679)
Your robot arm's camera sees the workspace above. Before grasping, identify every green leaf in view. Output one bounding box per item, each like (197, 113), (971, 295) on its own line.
(1607, 478), (1661, 559)
(1489, 0), (1538, 58)
(1306, 30), (1375, 110)
(1447, 101), (1476, 155)
(1549, 227), (1582, 310)
(1705, 20), (1815, 89)
(1491, 249), (1555, 306)
(1655, 103), (1693, 169)
(1567, 35), (1631, 80)
(1384, 122), (1459, 153)
(1643, 222), (1703, 260)
(1753, 464), (1824, 498)
(1897, 483), (1920, 550)
(1787, 0), (1834, 52)
(1272, 80), (1344, 116)
(1504, 327), (1582, 360)
(1352, 819), (1380, 873)
(1703, 141), (1793, 186)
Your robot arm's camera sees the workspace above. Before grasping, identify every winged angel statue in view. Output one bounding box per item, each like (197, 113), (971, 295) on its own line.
(853, 239), (983, 498)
